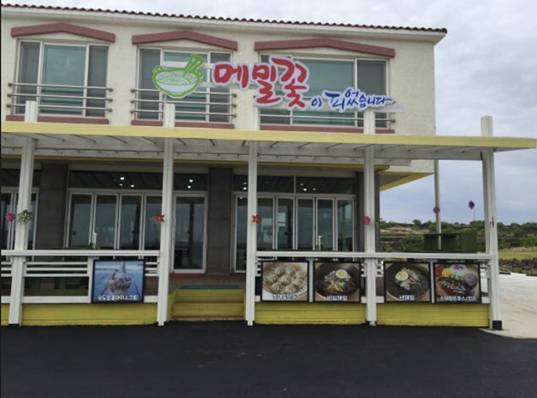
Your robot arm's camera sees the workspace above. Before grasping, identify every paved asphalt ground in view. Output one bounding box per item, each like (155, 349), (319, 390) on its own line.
(2, 323), (536, 398)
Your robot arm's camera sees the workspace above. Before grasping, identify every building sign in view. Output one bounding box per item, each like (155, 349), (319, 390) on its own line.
(92, 260), (145, 303)
(313, 262), (361, 302)
(384, 262), (431, 303)
(261, 261), (309, 302)
(152, 55), (205, 99)
(152, 55), (394, 110)
(434, 262), (481, 303)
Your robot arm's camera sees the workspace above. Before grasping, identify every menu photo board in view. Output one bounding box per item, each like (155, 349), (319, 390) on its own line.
(261, 261), (309, 302)
(434, 262), (481, 304)
(92, 260), (145, 303)
(384, 262), (432, 303)
(313, 262), (361, 303)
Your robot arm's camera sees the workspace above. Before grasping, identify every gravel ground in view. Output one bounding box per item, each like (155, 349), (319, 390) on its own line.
(484, 273), (537, 339)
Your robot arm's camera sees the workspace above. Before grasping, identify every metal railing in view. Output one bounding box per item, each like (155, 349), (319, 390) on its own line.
(1, 250), (159, 304)
(260, 109), (394, 130)
(7, 82), (113, 118)
(131, 88), (236, 124)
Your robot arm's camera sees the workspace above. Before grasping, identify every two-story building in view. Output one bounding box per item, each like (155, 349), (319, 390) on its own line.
(1, 4), (535, 328)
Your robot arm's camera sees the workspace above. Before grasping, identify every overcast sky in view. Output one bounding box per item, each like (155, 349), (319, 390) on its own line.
(7, 0), (537, 223)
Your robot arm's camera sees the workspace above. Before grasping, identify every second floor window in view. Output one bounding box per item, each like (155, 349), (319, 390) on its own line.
(135, 49), (232, 123)
(14, 42), (109, 117)
(260, 55), (388, 128)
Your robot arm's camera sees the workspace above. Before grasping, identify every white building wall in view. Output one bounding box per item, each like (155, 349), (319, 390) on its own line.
(1, 7), (444, 174)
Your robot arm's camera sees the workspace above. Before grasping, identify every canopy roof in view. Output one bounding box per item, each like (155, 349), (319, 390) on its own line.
(1, 122), (535, 164)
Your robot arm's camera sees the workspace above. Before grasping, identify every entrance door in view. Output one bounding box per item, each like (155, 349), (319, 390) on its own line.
(296, 197), (354, 251)
(173, 195), (206, 271)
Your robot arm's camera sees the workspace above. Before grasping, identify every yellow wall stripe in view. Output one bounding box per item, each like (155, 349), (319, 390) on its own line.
(20, 303), (157, 326)
(255, 303), (367, 324)
(377, 304), (489, 327)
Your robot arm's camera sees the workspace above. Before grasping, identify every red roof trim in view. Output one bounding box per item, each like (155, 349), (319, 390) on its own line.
(255, 38), (395, 57)
(132, 30), (238, 50)
(2, 4), (447, 34)
(11, 22), (116, 42)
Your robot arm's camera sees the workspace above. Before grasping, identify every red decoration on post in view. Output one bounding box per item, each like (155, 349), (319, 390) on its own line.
(468, 200), (475, 210)
(362, 216), (372, 225)
(4, 212), (16, 223)
(152, 214), (165, 224)
(251, 214), (261, 224)
(433, 206), (440, 214)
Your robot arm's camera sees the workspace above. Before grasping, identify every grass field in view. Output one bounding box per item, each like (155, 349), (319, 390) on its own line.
(499, 249), (537, 260)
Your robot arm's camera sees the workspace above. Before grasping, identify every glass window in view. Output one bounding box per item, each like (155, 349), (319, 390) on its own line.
(119, 196), (141, 250)
(297, 199), (314, 250)
(235, 197), (248, 271)
(317, 199), (334, 251)
(337, 200), (354, 251)
(174, 174), (208, 191)
(86, 46), (108, 117)
(233, 175), (294, 193)
(277, 198), (293, 250)
(357, 60), (387, 128)
(0, 169), (40, 187)
(257, 198), (274, 250)
(68, 194), (92, 248)
(1, 193), (12, 250)
(138, 49), (161, 120)
(69, 171), (163, 190)
(94, 195), (116, 249)
(40, 45), (86, 115)
(296, 177), (355, 194)
(174, 197), (205, 270)
(144, 196), (161, 250)
(357, 61), (386, 95)
(15, 42), (109, 117)
(15, 42), (40, 113)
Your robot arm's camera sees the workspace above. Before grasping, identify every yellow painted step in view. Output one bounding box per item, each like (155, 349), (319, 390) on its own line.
(174, 289), (244, 303)
(172, 302), (244, 320)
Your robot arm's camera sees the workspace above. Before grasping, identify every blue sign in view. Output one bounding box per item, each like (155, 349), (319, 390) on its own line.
(92, 260), (145, 303)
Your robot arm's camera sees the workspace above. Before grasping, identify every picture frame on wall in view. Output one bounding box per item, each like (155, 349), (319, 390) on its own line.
(313, 262), (361, 303)
(433, 262), (481, 304)
(260, 261), (309, 302)
(384, 262), (432, 303)
(91, 259), (145, 303)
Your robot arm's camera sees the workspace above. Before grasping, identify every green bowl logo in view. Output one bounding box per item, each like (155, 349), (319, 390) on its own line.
(152, 55), (204, 99)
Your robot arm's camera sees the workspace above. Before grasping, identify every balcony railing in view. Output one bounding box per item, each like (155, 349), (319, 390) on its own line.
(7, 82), (113, 118)
(131, 88), (236, 124)
(260, 107), (394, 130)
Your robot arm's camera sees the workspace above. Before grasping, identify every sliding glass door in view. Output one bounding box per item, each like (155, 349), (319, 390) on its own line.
(173, 196), (206, 271)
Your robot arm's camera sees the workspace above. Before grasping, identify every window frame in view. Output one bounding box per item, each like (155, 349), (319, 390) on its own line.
(64, 188), (208, 273)
(14, 40), (110, 117)
(258, 52), (390, 128)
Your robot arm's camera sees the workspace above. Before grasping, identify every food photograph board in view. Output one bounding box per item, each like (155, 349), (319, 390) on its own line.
(384, 262), (431, 303)
(434, 262), (481, 303)
(313, 262), (361, 303)
(92, 260), (145, 303)
(261, 261), (309, 302)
